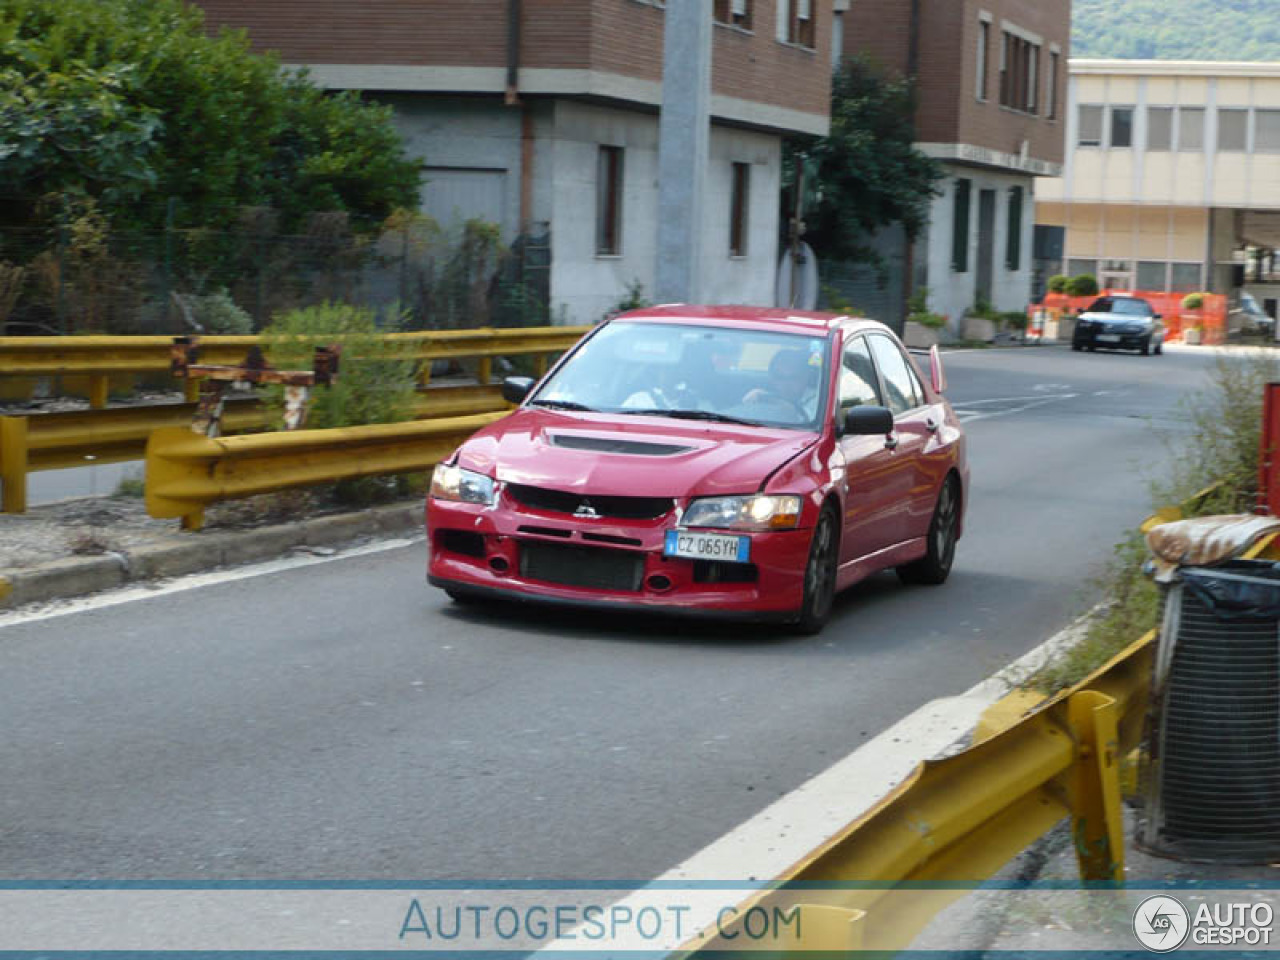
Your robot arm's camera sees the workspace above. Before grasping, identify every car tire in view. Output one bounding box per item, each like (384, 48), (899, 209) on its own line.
(1140, 336), (1151, 356)
(1155, 339), (1163, 355)
(791, 506), (839, 636)
(897, 476), (960, 586)
(1071, 342), (1083, 352)
(445, 588), (481, 606)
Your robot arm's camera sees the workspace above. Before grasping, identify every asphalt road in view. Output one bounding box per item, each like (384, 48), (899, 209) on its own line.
(0, 344), (1217, 882)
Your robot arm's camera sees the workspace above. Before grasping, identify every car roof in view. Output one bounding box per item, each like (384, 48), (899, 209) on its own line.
(612, 304), (892, 337)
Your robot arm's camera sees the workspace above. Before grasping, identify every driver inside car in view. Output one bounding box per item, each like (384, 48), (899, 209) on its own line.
(741, 348), (819, 420)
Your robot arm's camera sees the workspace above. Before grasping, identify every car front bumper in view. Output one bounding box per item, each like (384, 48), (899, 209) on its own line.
(426, 497), (813, 619)
(1074, 327), (1152, 350)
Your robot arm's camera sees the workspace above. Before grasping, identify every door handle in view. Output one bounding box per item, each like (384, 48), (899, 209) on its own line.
(884, 433), (899, 451)
(926, 418), (940, 433)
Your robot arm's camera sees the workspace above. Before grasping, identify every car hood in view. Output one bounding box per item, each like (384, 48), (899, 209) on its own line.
(454, 408), (819, 498)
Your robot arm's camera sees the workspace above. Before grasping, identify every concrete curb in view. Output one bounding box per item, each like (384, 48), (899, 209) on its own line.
(0, 501), (421, 611)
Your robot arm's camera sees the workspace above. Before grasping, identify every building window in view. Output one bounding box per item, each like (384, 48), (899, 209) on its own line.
(1179, 107), (1204, 151)
(596, 146), (624, 255)
(1147, 107), (1173, 151)
(1219, 108), (1248, 152)
(1068, 259), (1098, 278)
(952, 178), (971, 273)
(976, 20), (989, 101)
(1136, 262), (1167, 290)
(1258, 110), (1280, 153)
(999, 30), (1041, 114)
(1110, 106), (1133, 148)
(1078, 105), (1103, 147)
(1006, 186), (1023, 271)
(714, 0), (753, 30)
(779, 0), (815, 48)
(1047, 50), (1059, 119)
(729, 162), (750, 257)
(1170, 262), (1202, 292)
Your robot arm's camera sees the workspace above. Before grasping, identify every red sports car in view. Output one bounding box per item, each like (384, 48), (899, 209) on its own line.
(427, 306), (968, 633)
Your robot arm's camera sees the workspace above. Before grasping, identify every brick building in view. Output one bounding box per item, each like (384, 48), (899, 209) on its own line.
(841, 0), (1071, 325)
(193, 0), (835, 324)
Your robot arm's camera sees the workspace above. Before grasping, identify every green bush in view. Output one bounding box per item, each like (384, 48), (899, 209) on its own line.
(1048, 274), (1069, 294)
(1000, 310), (1030, 331)
(1181, 291), (1205, 310)
(605, 279), (651, 319)
(1065, 274), (1099, 297)
(184, 290), (253, 334)
(0, 0), (420, 233)
(261, 302), (417, 431)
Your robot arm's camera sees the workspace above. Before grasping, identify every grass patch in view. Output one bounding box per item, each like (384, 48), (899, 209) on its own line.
(1025, 351), (1280, 694)
(113, 468), (145, 498)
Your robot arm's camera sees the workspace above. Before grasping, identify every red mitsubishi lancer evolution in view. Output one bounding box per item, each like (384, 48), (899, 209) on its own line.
(426, 306), (968, 634)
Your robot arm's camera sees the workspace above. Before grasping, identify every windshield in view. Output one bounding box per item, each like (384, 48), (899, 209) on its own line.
(1087, 297), (1151, 316)
(531, 321), (832, 430)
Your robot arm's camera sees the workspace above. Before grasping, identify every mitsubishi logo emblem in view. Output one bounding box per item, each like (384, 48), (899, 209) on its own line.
(574, 502), (600, 518)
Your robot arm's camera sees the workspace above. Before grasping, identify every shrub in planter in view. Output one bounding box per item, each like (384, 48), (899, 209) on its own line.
(1181, 291), (1205, 310)
(1065, 274), (1099, 297)
(1048, 274), (1068, 294)
(1001, 311), (1030, 332)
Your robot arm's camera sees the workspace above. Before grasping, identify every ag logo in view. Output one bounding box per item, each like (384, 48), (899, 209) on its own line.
(1133, 895), (1190, 952)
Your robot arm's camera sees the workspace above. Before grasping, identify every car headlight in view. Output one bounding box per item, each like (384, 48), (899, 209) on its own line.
(430, 463), (495, 505)
(681, 495), (803, 531)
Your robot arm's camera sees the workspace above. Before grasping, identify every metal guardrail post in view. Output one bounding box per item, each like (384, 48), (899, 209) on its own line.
(0, 415), (28, 513)
(1066, 690), (1125, 884)
(88, 375), (109, 410)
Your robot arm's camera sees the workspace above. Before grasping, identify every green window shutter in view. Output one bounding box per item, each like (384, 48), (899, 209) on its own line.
(952, 178), (971, 273)
(1006, 186), (1023, 271)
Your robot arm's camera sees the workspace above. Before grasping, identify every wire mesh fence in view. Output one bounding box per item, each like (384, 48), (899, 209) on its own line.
(0, 199), (552, 336)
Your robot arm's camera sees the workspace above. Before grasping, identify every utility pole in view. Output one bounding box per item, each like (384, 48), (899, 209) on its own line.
(654, 0), (712, 305)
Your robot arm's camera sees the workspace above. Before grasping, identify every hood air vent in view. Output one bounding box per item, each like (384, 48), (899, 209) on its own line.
(550, 434), (693, 457)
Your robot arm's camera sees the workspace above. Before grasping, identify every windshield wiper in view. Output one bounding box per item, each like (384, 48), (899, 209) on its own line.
(529, 399), (598, 412)
(619, 408), (760, 426)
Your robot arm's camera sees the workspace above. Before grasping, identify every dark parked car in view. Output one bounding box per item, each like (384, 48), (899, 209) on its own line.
(1072, 296), (1165, 355)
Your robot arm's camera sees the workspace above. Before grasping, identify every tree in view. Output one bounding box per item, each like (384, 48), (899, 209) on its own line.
(0, 0), (421, 232)
(789, 56), (941, 267)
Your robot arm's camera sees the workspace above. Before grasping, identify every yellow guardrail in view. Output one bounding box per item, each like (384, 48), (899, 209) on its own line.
(0, 326), (590, 407)
(0, 384), (509, 514)
(677, 630), (1154, 955)
(146, 410), (507, 530)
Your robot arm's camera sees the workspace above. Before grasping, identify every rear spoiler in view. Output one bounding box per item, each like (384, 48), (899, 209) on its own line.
(907, 345), (947, 394)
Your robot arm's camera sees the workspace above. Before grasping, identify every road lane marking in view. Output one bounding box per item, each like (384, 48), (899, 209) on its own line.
(538, 613), (1094, 953)
(0, 535), (424, 631)
(953, 393), (1077, 423)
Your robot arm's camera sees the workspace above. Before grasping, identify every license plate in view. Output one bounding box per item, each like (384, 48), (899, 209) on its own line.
(1098, 334), (1121, 343)
(664, 530), (751, 563)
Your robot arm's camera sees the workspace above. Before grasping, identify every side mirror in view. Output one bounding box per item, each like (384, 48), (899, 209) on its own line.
(844, 405), (894, 437)
(1154, 313), (1162, 320)
(502, 376), (536, 404)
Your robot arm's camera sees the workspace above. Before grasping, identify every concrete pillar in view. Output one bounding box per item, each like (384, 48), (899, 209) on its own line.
(654, 0), (712, 304)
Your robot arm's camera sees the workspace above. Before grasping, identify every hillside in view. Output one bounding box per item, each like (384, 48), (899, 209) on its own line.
(1073, 0), (1280, 61)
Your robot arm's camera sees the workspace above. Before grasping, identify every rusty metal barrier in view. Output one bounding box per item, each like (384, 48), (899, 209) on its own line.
(146, 411), (507, 530)
(676, 631), (1154, 955)
(0, 385), (508, 514)
(0, 326), (589, 407)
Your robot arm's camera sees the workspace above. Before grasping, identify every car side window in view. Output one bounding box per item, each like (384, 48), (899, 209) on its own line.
(867, 335), (925, 416)
(838, 337), (883, 412)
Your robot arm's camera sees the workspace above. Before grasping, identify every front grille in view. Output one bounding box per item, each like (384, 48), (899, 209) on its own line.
(519, 542), (644, 591)
(693, 560), (759, 584)
(437, 529), (485, 558)
(1141, 562), (1280, 863)
(506, 483), (673, 520)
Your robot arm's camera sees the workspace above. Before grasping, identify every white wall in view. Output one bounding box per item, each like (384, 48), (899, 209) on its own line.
(548, 100), (783, 325)
(925, 163), (1037, 327)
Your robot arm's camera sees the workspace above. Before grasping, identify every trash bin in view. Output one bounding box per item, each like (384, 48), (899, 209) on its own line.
(1138, 559), (1280, 863)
